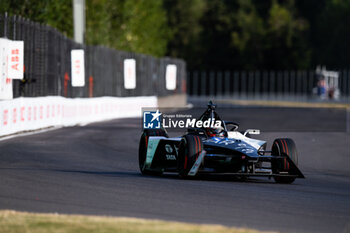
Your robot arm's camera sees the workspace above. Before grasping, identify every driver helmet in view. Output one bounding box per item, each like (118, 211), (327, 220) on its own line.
(206, 125), (225, 137)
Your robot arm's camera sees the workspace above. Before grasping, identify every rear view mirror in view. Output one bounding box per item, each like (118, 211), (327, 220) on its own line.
(244, 129), (260, 136)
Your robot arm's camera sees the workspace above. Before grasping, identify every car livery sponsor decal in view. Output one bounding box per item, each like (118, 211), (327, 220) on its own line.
(165, 143), (178, 160)
(166, 154), (176, 160)
(144, 138), (161, 169)
(165, 144), (173, 153)
(188, 151), (206, 176)
(204, 138), (256, 154)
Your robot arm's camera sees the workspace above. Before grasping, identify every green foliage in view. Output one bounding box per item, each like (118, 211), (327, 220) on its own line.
(0, 0), (73, 37)
(85, 0), (113, 46)
(194, 0), (237, 69)
(230, 0), (266, 69)
(41, 0), (73, 38)
(226, 0), (310, 69)
(265, 0), (310, 69)
(310, 0), (350, 68)
(85, 0), (169, 56)
(2, 0), (350, 69)
(232, 0), (265, 51)
(115, 0), (169, 56)
(164, 0), (206, 68)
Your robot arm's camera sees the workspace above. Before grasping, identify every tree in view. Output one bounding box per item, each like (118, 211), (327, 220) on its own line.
(265, 0), (310, 69)
(0, 0), (73, 38)
(85, 0), (113, 46)
(164, 0), (206, 68)
(196, 0), (237, 70)
(114, 0), (169, 56)
(229, 0), (310, 69)
(231, 0), (266, 69)
(310, 0), (350, 68)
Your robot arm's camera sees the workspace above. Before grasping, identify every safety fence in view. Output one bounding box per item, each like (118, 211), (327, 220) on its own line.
(0, 14), (186, 99)
(187, 70), (350, 101)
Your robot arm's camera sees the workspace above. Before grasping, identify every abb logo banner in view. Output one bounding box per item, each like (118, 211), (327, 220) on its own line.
(8, 40), (24, 80)
(124, 59), (136, 89)
(0, 38), (12, 100)
(165, 64), (177, 90)
(71, 49), (85, 87)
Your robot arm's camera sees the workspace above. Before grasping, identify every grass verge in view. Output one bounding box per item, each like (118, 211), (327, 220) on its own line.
(0, 210), (274, 233)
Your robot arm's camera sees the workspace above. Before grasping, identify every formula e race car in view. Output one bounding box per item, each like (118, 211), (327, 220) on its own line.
(138, 102), (304, 183)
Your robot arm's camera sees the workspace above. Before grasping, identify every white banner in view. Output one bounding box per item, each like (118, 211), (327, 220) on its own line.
(0, 38), (12, 100)
(0, 96), (158, 137)
(165, 64), (177, 90)
(71, 49), (85, 87)
(8, 40), (24, 80)
(124, 59), (136, 89)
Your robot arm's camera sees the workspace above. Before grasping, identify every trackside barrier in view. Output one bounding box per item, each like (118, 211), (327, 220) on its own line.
(187, 70), (350, 101)
(0, 96), (157, 137)
(0, 14), (186, 99)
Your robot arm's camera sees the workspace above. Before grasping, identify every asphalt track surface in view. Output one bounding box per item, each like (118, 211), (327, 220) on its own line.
(0, 107), (349, 233)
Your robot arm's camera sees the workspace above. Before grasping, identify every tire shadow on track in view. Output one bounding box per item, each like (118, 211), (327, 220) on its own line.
(55, 168), (301, 185)
(142, 172), (297, 185)
(0, 167), (141, 178)
(51, 169), (276, 184)
(0, 166), (302, 185)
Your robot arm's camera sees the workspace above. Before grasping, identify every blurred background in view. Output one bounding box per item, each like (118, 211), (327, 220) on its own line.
(1, 0), (350, 101)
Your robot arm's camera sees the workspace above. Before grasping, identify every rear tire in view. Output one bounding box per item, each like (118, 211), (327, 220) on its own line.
(138, 129), (168, 175)
(271, 138), (298, 184)
(177, 135), (203, 178)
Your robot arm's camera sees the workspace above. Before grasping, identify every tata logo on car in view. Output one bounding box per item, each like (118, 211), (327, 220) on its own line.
(165, 144), (173, 153)
(143, 110), (162, 129)
(166, 154), (176, 160)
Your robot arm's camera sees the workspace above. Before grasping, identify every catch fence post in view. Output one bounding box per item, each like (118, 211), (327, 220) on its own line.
(248, 71), (254, 99)
(262, 71), (268, 99)
(290, 70), (296, 99)
(276, 71), (282, 100)
(346, 69), (350, 99)
(283, 70), (289, 100)
(192, 71), (198, 97)
(224, 71), (230, 97)
(217, 71), (223, 98)
(200, 71), (206, 97)
(209, 71), (215, 97)
(13, 15), (16, 39)
(308, 70), (314, 98)
(89, 76), (93, 97)
(302, 70), (307, 99)
(4, 12), (7, 38)
(296, 70), (302, 100)
(233, 71), (239, 98)
(269, 71), (275, 100)
(240, 71), (246, 99)
(254, 71), (260, 99)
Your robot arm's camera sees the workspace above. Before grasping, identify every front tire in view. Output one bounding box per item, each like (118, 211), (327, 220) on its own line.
(177, 135), (203, 178)
(138, 129), (168, 175)
(271, 138), (298, 184)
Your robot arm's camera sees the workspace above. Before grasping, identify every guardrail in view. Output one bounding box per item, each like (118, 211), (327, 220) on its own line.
(187, 70), (350, 101)
(0, 14), (186, 99)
